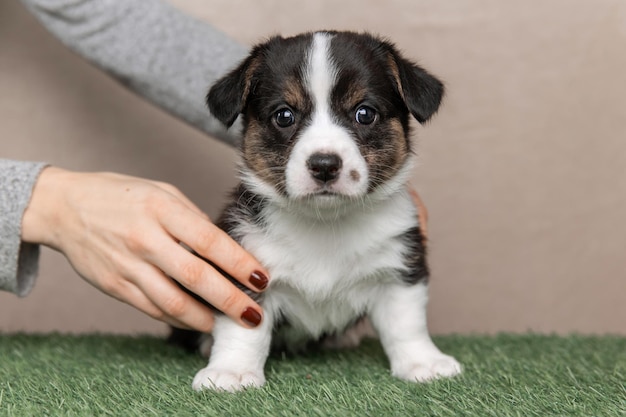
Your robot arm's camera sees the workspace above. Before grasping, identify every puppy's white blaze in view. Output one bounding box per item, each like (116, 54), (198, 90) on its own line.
(308, 32), (335, 119)
(285, 32), (369, 198)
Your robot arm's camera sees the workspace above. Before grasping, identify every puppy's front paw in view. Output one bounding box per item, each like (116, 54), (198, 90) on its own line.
(394, 354), (462, 383)
(192, 367), (266, 392)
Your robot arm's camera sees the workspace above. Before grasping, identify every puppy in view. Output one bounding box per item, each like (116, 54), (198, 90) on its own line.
(178, 30), (461, 391)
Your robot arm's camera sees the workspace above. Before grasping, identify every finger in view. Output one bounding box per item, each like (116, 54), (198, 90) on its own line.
(99, 275), (194, 330)
(147, 240), (264, 328)
(127, 262), (217, 332)
(157, 204), (270, 294)
(408, 187), (428, 225)
(408, 187), (428, 241)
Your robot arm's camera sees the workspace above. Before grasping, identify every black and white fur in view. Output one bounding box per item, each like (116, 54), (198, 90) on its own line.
(183, 31), (461, 391)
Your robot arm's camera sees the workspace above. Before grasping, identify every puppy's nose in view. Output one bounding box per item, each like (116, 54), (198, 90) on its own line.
(307, 153), (342, 183)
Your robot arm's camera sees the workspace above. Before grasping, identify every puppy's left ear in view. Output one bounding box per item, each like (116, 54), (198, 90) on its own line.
(206, 48), (263, 128)
(387, 50), (444, 124)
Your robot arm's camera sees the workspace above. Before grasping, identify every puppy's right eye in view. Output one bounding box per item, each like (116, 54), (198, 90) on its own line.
(274, 108), (295, 128)
(355, 105), (377, 125)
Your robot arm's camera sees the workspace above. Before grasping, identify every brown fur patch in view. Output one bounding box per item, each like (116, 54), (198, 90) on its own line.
(363, 118), (409, 191)
(242, 119), (286, 191)
(282, 76), (308, 110)
(241, 57), (262, 105)
(342, 84), (367, 111)
(387, 54), (406, 104)
(388, 118), (409, 159)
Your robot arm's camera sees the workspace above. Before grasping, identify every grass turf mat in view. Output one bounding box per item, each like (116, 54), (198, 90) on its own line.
(0, 333), (624, 416)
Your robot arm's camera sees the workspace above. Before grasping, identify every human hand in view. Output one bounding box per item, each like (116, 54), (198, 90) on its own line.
(409, 187), (429, 242)
(21, 167), (269, 331)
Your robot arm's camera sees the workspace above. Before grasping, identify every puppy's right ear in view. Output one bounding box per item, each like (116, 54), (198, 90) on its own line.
(206, 49), (262, 128)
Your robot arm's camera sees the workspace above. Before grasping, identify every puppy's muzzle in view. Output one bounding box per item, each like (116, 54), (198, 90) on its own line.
(307, 153), (342, 184)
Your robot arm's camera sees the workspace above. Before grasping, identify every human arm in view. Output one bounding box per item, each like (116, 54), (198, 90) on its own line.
(19, 0), (247, 145)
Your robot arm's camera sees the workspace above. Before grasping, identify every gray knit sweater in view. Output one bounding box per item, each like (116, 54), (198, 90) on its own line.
(1, 0), (246, 296)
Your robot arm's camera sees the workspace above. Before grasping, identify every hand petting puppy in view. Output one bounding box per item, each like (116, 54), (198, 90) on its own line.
(22, 167), (269, 331)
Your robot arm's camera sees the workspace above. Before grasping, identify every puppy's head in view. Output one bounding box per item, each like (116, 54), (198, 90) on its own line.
(208, 31), (443, 204)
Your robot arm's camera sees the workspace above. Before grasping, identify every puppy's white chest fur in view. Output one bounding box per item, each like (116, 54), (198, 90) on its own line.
(238, 190), (418, 339)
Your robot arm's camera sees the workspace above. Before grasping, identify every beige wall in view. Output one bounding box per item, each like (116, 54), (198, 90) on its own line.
(1, 0), (624, 335)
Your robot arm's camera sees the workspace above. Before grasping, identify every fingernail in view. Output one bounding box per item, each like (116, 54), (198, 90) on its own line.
(249, 271), (269, 291)
(241, 307), (262, 327)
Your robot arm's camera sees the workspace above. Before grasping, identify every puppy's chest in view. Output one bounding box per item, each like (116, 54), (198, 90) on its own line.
(234, 197), (417, 334)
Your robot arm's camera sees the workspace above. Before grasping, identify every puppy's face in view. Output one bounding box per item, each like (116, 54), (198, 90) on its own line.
(208, 31), (443, 203)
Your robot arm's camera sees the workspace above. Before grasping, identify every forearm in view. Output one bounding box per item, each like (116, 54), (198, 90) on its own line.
(19, 0), (247, 145)
(0, 159), (48, 296)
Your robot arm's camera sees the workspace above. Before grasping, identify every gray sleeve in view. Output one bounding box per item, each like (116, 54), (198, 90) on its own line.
(19, 0), (247, 145)
(0, 159), (48, 296)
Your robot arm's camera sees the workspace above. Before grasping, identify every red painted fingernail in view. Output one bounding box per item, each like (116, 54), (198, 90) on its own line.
(250, 271), (269, 291)
(241, 307), (262, 327)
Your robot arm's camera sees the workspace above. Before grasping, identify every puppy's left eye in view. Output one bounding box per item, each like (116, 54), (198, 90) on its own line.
(274, 108), (296, 128)
(355, 106), (377, 125)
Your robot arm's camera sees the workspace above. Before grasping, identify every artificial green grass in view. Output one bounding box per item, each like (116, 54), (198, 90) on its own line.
(0, 333), (624, 416)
